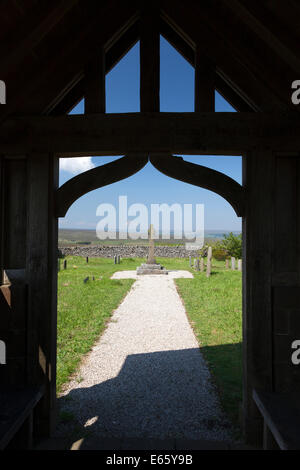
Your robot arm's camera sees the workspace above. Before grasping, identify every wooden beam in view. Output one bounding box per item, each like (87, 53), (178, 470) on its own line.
(1, 112), (300, 156)
(160, 18), (254, 112)
(56, 155), (148, 217)
(0, 1), (138, 120)
(150, 154), (244, 216)
(140, 4), (160, 112)
(179, 0), (294, 109)
(222, 0), (300, 75)
(161, 1), (287, 111)
(50, 21), (140, 115)
(194, 50), (215, 112)
(26, 153), (58, 436)
(0, 0), (79, 75)
(84, 47), (106, 114)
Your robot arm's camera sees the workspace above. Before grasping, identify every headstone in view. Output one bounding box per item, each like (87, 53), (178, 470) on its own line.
(137, 224), (168, 275)
(117, 255), (120, 264)
(231, 257), (236, 270)
(195, 258), (200, 271)
(238, 259), (242, 271)
(86, 256), (89, 263)
(225, 259), (229, 269)
(57, 259), (61, 271)
(83, 276), (89, 283)
(189, 255), (192, 267)
(200, 258), (204, 272)
(206, 257), (211, 277)
(206, 246), (212, 278)
(63, 259), (67, 270)
(114, 255), (117, 264)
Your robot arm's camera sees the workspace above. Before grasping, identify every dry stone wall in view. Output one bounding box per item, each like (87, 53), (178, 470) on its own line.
(59, 245), (200, 258)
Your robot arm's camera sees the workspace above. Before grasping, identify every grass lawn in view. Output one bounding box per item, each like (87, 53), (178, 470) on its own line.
(175, 260), (242, 426)
(57, 256), (242, 428)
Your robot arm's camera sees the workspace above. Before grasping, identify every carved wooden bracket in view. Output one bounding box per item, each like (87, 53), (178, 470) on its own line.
(150, 154), (245, 217)
(55, 154), (148, 217)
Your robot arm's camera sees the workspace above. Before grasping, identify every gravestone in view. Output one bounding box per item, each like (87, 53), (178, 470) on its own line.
(206, 246), (212, 278)
(200, 258), (204, 272)
(231, 256), (236, 270)
(238, 259), (242, 271)
(225, 259), (229, 269)
(63, 259), (67, 270)
(137, 224), (168, 275)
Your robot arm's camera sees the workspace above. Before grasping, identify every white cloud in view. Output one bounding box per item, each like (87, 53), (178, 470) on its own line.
(59, 157), (95, 175)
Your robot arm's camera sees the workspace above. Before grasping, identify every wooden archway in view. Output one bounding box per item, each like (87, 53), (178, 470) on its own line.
(55, 153), (244, 218)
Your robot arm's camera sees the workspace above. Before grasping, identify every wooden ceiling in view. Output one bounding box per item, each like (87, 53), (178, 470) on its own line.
(0, 0), (299, 121)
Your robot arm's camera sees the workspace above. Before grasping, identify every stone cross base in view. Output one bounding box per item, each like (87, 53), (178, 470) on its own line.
(136, 263), (168, 275)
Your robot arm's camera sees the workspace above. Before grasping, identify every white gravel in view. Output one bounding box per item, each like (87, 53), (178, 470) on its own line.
(57, 271), (234, 441)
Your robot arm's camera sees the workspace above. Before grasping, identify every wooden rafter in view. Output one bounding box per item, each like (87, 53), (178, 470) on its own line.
(0, 1), (139, 120)
(187, 0), (295, 108)
(50, 21), (140, 116)
(222, 0), (300, 75)
(161, 1), (287, 111)
(0, 0), (79, 76)
(160, 18), (253, 112)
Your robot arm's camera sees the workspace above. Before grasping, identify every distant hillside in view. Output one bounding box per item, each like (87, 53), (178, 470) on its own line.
(58, 228), (241, 247)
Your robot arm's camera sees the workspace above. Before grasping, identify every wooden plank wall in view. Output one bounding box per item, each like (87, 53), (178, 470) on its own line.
(243, 151), (300, 445)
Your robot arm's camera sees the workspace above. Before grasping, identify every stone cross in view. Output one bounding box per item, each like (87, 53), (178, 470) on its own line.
(147, 224), (156, 264)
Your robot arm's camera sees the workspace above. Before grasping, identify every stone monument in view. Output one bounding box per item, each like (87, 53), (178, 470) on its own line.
(136, 224), (168, 275)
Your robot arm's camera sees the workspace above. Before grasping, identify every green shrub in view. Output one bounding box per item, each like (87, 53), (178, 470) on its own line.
(213, 248), (227, 261)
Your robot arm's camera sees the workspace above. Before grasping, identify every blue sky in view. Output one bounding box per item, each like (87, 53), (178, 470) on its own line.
(59, 37), (242, 232)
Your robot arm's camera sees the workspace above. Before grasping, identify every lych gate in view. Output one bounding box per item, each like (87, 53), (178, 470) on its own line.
(1, 0), (300, 450)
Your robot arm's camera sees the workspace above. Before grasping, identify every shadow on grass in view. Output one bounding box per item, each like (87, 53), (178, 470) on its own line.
(200, 343), (242, 428)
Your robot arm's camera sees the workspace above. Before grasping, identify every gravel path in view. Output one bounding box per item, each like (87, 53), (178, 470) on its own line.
(57, 271), (234, 441)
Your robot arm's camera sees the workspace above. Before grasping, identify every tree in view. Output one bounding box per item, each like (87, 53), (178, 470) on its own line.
(221, 232), (242, 259)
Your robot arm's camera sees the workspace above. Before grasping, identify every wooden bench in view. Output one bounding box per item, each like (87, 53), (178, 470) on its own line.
(0, 386), (44, 450)
(253, 389), (300, 450)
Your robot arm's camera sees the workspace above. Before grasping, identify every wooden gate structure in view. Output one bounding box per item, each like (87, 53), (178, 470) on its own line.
(1, 0), (300, 449)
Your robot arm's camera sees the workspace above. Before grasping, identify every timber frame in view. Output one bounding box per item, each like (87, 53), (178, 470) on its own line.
(1, 0), (300, 450)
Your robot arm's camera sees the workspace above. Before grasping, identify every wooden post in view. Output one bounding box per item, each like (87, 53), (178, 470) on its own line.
(194, 48), (215, 112)
(242, 149), (274, 446)
(140, 3), (160, 112)
(84, 47), (106, 114)
(26, 153), (58, 437)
